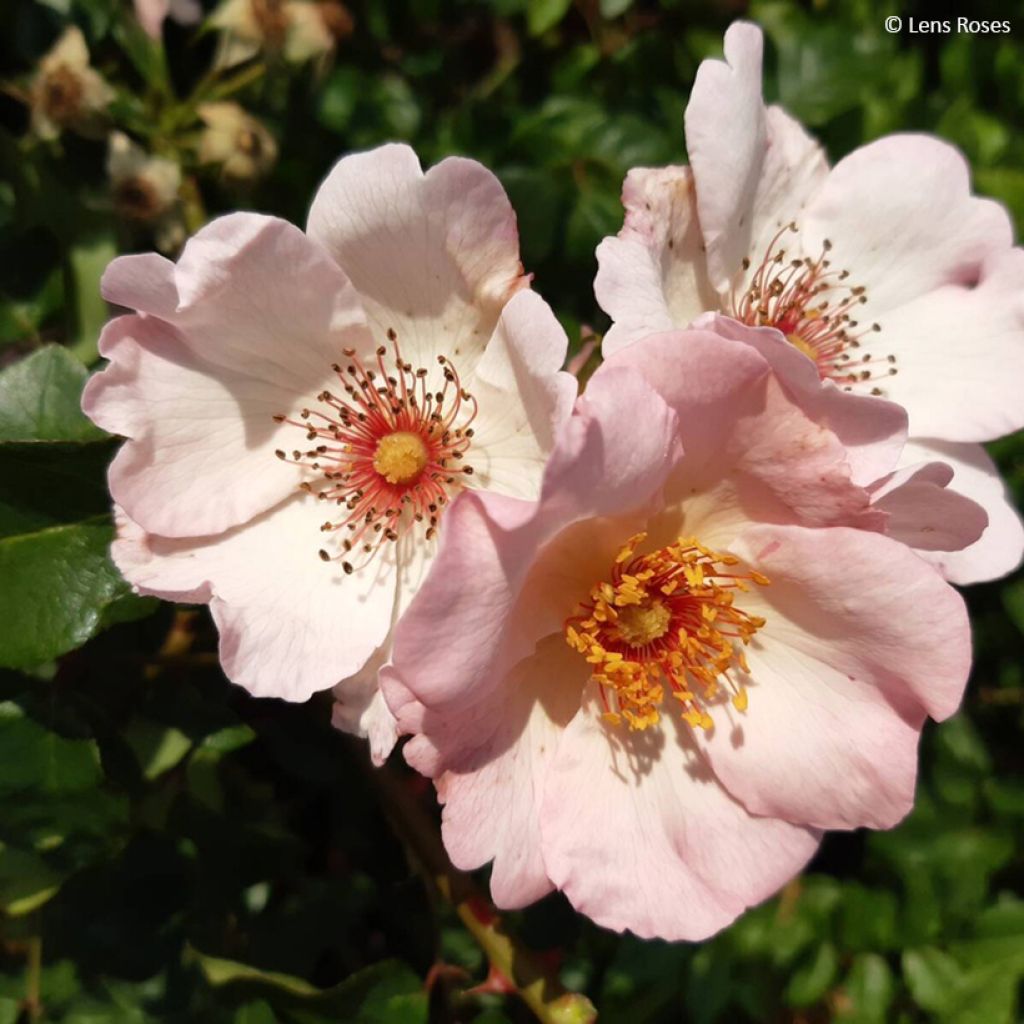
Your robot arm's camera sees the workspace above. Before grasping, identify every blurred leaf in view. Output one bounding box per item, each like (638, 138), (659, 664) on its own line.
(193, 948), (320, 996)
(0, 844), (62, 915)
(754, 3), (901, 126)
(318, 67), (361, 133)
(190, 949), (428, 1023)
(124, 721), (193, 780)
(565, 187), (622, 265)
(499, 165), (564, 264)
(235, 1001), (278, 1024)
(67, 231), (117, 365)
(0, 702), (102, 794)
(838, 885), (898, 952)
(976, 167), (1024, 234)
(111, 15), (170, 92)
(903, 947), (962, 1013)
(0, 268), (64, 347)
(527, 0), (572, 36)
(938, 961), (1019, 1024)
(599, 0), (632, 17)
(835, 953), (895, 1024)
(0, 345), (106, 443)
(785, 941), (838, 1007)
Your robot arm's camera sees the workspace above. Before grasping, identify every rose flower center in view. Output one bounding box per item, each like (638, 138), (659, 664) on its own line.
(732, 222), (899, 397)
(373, 431), (428, 485)
(274, 331), (476, 575)
(614, 598), (672, 647)
(565, 533), (768, 733)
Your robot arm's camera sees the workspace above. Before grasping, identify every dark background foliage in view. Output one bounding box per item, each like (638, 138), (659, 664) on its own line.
(1, 0), (1023, 1020)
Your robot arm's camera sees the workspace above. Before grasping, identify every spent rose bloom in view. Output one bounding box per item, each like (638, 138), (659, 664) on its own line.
(29, 27), (114, 141)
(383, 325), (977, 941)
(197, 102), (278, 182)
(211, 0), (353, 67)
(107, 132), (185, 253)
(83, 144), (576, 761)
(595, 21), (1024, 585)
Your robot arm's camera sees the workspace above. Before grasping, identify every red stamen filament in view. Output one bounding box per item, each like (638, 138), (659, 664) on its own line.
(732, 223), (899, 395)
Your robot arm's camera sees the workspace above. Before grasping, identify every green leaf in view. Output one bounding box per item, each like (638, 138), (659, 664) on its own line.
(124, 721), (194, 780)
(0, 268), (64, 347)
(527, 0), (572, 36)
(234, 1002), (278, 1024)
(785, 941), (838, 1007)
(0, 346), (107, 444)
(192, 949), (320, 997)
(903, 948), (962, 1013)
(0, 703), (102, 794)
(835, 954), (895, 1024)
(0, 843), (62, 915)
(189, 950), (427, 1023)
(939, 961), (1020, 1024)
(976, 167), (1024, 235)
(317, 67), (361, 133)
(0, 519), (133, 669)
(67, 232), (117, 365)
(599, 0), (633, 18)
(565, 188), (623, 265)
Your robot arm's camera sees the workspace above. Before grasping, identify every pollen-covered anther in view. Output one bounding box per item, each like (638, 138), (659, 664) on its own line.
(564, 534), (768, 733)
(732, 223), (898, 395)
(273, 333), (477, 571)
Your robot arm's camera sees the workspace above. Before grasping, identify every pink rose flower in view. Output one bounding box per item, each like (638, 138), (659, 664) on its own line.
(595, 21), (1024, 585)
(383, 325), (977, 941)
(83, 144), (576, 761)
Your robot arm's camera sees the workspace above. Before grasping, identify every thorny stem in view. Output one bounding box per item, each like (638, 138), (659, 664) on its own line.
(365, 752), (597, 1024)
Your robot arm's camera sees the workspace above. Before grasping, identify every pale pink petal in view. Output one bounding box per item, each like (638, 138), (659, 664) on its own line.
(84, 316), (303, 538)
(869, 460), (987, 553)
(467, 290), (577, 499)
(540, 689), (820, 941)
(388, 367), (680, 714)
(332, 645), (400, 764)
(854, 247), (1024, 441)
(898, 439), (1024, 585)
(697, 313), (908, 486)
(307, 144), (527, 372)
(603, 330), (884, 531)
(595, 166), (717, 355)
(803, 136), (1013, 321)
(113, 497), (397, 701)
(90, 215), (373, 537)
(389, 513), (643, 768)
(423, 638), (583, 908)
(701, 524), (970, 830)
(685, 21), (828, 291)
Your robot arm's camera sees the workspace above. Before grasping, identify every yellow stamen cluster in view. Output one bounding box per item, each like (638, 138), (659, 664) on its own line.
(373, 431), (429, 486)
(564, 534), (768, 732)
